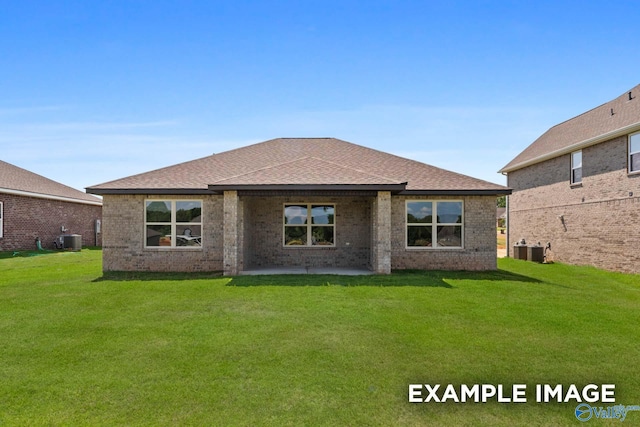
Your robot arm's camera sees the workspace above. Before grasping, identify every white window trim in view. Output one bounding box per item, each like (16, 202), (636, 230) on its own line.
(405, 200), (464, 250)
(0, 201), (3, 239)
(144, 200), (203, 249)
(570, 150), (582, 185)
(629, 132), (640, 174)
(283, 203), (336, 247)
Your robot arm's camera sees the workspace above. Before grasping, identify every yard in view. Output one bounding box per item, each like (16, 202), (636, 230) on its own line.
(0, 249), (638, 426)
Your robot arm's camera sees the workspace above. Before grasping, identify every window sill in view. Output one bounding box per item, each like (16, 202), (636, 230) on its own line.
(283, 245), (337, 249)
(144, 247), (203, 251)
(405, 247), (465, 251)
(628, 170), (640, 176)
(570, 182), (583, 188)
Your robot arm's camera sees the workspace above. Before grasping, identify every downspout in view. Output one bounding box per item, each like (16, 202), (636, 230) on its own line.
(505, 194), (510, 258)
(503, 171), (510, 259)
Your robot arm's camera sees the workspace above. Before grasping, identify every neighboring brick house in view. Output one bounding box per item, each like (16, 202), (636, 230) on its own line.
(500, 84), (640, 274)
(0, 160), (103, 251)
(87, 138), (510, 275)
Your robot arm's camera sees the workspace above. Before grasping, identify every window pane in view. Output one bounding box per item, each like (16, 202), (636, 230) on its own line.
(146, 201), (171, 222)
(176, 201), (202, 222)
(284, 226), (307, 245)
(311, 205), (334, 224)
(407, 225), (432, 246)
(147, 225), (172, 247)
(572, 167), (582, 183)
(631, 134), (640, 154)
(407, 201), (432, 223)
(437, 226), (462, 247)
(437, 202), (463, 224)
(572, 151), (582, 168)
(311, 226), (334, 245)
(284, 205), (307, 224)
(176, 225), (202, 246)
(631, 153), (640, 172)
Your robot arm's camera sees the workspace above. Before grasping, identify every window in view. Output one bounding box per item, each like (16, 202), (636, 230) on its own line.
(630, 132), (640, 173)
(406, 200), (463, 248)
(571, 150), (582, 184)
(0, 201), (3, 238)
(145, 200), (202, 248)
(284, 204), (335, 246)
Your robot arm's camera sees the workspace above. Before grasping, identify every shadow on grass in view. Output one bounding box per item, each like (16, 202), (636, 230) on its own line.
(0, 247), (102, 260)
(93, 271), (224, 282)
(0, 250), (58, 260)
(92, 268), (543, 288)
(226, 269), (542, 287)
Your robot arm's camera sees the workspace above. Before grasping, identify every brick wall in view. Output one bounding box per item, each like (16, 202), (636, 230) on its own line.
(508, 136), (640, 274)
(0, 193), (102, 251)
(101, 194), (223, 272)
(101, 193), (499, 273)
(243, 195), (372, 269)
(390, 195), (497, 271)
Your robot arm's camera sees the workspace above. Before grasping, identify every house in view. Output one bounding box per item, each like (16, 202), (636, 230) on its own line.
(499, 84), (640, 274)
(87, 138), (510, 275)
(496, 207), (506, 229)
(0, 160), (103, 251)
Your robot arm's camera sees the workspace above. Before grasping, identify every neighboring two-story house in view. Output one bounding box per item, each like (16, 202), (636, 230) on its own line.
(500, 84), (640, 274)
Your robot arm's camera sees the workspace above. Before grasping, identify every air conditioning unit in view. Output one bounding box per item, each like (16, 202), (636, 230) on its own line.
(63, 234), (82, 251)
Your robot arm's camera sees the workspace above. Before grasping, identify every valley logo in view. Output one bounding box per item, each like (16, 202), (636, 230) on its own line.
(575, 403), (640, 422)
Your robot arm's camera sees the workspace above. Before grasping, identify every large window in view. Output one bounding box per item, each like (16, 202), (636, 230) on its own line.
(145, 200), (202, 248)
(571, 150), (582, 184)
(406, 200), (463, 248)
(630, 132), (640, 174)
(284, 204), (335, 246)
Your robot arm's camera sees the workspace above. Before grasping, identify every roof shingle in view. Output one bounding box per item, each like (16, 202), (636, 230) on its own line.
(88, 138), (508, 194)
(0, 160), (102, 205)
(501, 83), (640, 172)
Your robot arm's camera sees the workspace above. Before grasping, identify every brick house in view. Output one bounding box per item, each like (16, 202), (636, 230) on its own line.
(500, 84), (640, 274)
(0, 160), (103, 251)
(87, 138), (510, 275)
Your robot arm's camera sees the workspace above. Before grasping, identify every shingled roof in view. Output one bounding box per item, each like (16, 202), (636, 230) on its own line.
(500, 83), (640, 173)
(0, 160), (102, 205)
(87, 138), (509, 195)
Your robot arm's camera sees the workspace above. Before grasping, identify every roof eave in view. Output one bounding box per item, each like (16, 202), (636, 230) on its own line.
(207, 183), (408, 193)
(0, 187), (103, 206)
(399, 189), (512, 196)
(86, 188), (211, 195)
(500, 121), (640, 174)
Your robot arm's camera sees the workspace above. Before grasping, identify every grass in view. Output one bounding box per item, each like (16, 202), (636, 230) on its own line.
(0, 249), (639, 426)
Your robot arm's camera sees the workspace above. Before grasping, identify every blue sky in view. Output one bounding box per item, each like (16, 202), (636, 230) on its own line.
(2, 1), (639, 191)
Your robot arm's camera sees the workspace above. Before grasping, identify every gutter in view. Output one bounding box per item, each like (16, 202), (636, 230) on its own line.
(208, 183), (409, 193)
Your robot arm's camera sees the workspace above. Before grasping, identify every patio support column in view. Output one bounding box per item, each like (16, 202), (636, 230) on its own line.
(372, 191), (391, 274)
(223, 190), (241, 275)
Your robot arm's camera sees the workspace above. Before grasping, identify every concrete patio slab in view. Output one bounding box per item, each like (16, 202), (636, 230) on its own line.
(240, 267), (373, 276)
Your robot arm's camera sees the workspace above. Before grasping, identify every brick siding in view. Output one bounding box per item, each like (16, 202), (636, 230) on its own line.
(391, 195), (497, 271)
(243, 195), (372, 269)
(0, 193), (102, 251)
(101, 194), (224, 272)
(101, 193), (498, 273)
(508, 135), (640, 274)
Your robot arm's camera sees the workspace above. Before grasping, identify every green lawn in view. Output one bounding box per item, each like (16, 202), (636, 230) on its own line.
(0, 249), (638, 426)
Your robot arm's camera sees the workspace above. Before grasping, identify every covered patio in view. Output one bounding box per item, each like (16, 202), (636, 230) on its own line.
(220, 189), (395, 276)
